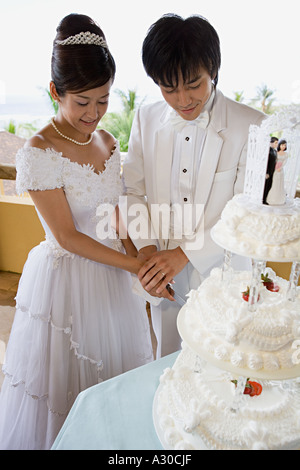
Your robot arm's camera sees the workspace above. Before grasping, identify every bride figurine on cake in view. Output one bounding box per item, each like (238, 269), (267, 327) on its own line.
(0, 13), (153, 450)
(266, 139), (288, 205)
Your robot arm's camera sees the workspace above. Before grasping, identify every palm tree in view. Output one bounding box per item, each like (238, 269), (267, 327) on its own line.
(233, 91), (245, 103)
(101, 109), (135, 152)
(253, 84), (276, 114)
(115, 89), (138, 114)
(101, 88), (143, 151)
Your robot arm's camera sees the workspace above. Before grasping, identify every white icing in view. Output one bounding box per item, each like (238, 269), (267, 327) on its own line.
(154, 263), (300, 450)
(211, 195), (300, 261)
(179, 267), (300, 380)
(242, 421), (270, 450)
(154, 347), (300, 450)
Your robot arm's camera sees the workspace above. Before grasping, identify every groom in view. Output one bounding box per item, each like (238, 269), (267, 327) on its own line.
(122, 14), (265, 358)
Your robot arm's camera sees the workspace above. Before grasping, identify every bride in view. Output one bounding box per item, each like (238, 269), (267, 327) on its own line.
(0, 13), (154, 450)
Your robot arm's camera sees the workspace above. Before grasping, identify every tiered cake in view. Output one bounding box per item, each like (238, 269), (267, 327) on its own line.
(153, 106), (300, 450)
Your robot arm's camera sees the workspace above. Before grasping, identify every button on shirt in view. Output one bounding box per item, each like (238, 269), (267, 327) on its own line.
(169, 91), (215, 239)
(170, 124), (206, 206)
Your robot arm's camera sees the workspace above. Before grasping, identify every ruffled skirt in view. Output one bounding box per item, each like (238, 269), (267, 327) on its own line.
(0, 242), (153, 449)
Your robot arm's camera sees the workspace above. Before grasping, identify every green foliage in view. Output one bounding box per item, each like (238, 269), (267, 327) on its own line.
(5, 120), (17, 134)
(251, 83), (276, 114)
(100, 88), (143, 152)
(115, 89), (138, 114)
(16, 122), (38, 138)
(233, 84), (277, 114)
(233, 91), (245, 103)
(5, 119), (38, 138)
(101, 110), (135, 152)
(45, 88), (59, 115)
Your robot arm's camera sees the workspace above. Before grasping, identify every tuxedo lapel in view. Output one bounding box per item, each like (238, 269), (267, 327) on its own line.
(155, 120), (174, 205)
(194, 127), (223, 204)
(194, 90), (226, 205)
(153, 115), (174, 249)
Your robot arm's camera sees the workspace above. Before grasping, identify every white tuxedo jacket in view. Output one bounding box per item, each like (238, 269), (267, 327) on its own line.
(122, 89), (265, 278)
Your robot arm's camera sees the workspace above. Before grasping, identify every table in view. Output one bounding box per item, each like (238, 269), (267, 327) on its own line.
(52, 352), (179, 450)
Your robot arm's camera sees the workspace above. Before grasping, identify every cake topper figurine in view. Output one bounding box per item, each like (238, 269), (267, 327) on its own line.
(263, 144), (277, 204)
(266, 139), (289, 205)
(244, 105), (300, 206)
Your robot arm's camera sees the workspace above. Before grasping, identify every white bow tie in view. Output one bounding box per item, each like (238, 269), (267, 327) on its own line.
(169, 110), (209, 132)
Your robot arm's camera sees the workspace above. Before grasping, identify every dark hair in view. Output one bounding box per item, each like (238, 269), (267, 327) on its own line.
(277, 139), (287, 151)
(270, 136), (278, 143)
(51, 13), (116, 96)
(142, 14), (221, 88)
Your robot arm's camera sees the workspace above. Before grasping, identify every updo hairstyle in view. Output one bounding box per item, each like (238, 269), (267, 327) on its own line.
(51, 13), (116, 96)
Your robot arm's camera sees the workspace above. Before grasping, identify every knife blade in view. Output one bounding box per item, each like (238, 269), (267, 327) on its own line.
(166, 284), (186, 306)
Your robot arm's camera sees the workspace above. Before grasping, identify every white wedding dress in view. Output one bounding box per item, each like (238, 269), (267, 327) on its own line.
(0, 144), (153, 450)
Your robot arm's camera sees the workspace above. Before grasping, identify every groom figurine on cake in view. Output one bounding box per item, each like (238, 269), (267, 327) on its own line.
(122, 14), (265, 358)
(263, 137), (278, 204)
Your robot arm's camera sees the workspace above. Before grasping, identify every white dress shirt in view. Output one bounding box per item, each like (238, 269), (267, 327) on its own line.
(169, 90), (215, 241)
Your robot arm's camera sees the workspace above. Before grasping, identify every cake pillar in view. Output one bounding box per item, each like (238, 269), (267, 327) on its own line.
(287, 261), (300, 302)
(222, 250), (233, 282)
(248, 259), (266, 311)
(231, 376), (248, 412)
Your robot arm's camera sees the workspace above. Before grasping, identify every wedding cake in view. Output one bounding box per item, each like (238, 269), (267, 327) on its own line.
(153, 106), (300, 450)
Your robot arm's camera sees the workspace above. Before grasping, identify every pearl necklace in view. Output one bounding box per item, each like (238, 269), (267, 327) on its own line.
(50, 117), (93, 146)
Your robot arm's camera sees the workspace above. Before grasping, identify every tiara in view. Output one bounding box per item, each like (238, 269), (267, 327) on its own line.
(56, 31), (108, 48)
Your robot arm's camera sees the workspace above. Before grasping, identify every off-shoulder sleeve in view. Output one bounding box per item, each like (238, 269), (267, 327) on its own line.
(16, 147), (64, 195)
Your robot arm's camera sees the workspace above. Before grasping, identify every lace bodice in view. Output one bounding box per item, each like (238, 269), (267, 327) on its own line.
(16, 145), (122, 206)
(15, 145), (123, 259)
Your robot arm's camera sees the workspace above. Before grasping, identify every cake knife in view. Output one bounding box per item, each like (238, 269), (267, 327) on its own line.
(166, 284), (186, 306)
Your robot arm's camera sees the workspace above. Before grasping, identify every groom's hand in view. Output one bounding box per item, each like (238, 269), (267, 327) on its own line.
(138, 247), (188, 295)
